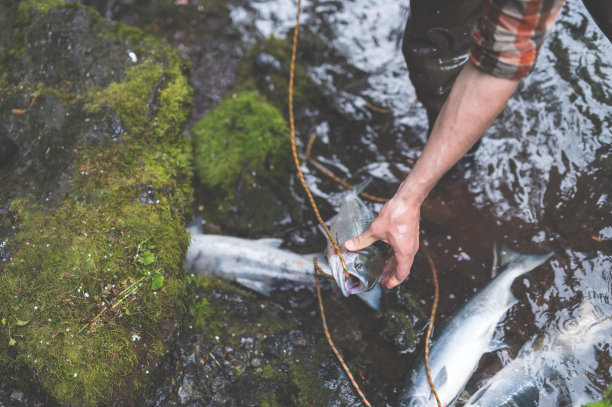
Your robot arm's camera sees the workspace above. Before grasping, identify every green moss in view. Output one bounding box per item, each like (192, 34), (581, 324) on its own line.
(18, 0), (69, 14)
(288, 341), (337, 406)
(191, 90), (290, 201)
(0, 3), (193, 405)
(86, 59), (164, 132)
(184, 275), (296, 348)
(85, 50), (194, 213)
(261, 395), (282, 407)
(31, 84), (79, 105)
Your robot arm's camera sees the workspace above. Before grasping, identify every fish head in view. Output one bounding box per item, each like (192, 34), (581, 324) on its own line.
(327, 243), (390, 297)
(327, 251), (368, 297)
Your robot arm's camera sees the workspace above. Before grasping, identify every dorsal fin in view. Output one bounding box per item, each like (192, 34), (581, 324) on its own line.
(433, 366), (448, 389)
(352, 177), (373, 196)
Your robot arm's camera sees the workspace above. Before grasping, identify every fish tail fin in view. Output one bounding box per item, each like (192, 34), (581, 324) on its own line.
(331, 280), (342, 299)
(496, 243), (553, 274)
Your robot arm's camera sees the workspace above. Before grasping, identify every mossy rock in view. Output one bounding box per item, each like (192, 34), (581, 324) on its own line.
(0, 1), (193, 405)
(233, 34), (329, 122)
(380, 278), (429, 353)
(150, 274), (357, 406)
(191, 90), (296, 235)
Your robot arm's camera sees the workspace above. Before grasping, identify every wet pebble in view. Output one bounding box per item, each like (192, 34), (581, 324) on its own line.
(250, 357), (262, 368)
(212, 347), (224, 359)
(210, 376), (230, 393)
(10, 390), (24, 402)
(177, 383), (194, 405)
(241, 337), (254, 350)
(293, 336), (308, 347)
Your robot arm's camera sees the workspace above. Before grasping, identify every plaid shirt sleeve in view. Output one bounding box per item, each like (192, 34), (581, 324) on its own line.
(470, 0), (565, 79)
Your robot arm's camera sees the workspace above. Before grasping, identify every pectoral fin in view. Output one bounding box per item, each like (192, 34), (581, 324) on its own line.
(355, 284), (383, 312)
(318, 224), (332, 245)
(352, 177), (373, 195)
(433, 366), (448, 389)
(235, 278), (272, 297)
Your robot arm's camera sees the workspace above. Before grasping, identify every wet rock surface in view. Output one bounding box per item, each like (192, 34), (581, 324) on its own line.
(0, 2), (134, 214)
(141, 276), (417, 406)
(0, 1), (193, 405)
(82, 0), (246, 123)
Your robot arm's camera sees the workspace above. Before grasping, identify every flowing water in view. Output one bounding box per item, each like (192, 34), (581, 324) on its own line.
(231, 0), (612, 404)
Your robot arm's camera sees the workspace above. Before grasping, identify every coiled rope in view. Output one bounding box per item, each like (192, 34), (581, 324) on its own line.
(289, 1), (441, 406)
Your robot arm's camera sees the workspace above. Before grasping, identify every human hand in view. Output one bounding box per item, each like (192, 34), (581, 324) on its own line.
(344, 196), (420, 289)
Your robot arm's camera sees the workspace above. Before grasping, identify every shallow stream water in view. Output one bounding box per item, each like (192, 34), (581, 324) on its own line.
(230, 0), (612, 404)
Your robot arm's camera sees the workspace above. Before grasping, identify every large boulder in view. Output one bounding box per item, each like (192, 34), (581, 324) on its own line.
(0, 1), (193, 405)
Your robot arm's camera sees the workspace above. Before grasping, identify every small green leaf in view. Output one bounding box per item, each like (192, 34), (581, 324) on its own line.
(15, 319), (29, 326)
(151, 272), (164, 291)
(8, 338), (16, 346)
(1, 318), (6, 326)
(139, 251), (155, 265)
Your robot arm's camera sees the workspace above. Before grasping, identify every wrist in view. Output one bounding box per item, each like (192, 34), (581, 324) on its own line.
(394, 172), (431, 208)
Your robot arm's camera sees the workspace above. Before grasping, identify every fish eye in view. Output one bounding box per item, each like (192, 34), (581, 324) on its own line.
(355, 263), (362, 270)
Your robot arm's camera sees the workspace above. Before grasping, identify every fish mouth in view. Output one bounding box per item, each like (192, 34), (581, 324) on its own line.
(328, 254), (370, 296)
(344, 272), (367, 295)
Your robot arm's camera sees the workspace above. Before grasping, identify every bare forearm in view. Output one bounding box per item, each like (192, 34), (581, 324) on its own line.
(396, 61), (520, 205)
(346, 61), (522, 288)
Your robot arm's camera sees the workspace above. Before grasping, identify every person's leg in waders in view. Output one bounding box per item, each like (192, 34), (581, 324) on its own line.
(402, 0), (485, 130)
(582, 0), (612, 41)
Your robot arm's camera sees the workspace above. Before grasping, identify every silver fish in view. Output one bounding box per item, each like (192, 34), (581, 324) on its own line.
(464, 299), (612, 407)
(321, 180), (390, 297)
(397, 245), (553, 407)
(185, 232), (383, 311)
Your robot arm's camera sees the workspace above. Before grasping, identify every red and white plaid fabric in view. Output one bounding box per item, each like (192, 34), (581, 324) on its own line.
(470, 0), (565, 79)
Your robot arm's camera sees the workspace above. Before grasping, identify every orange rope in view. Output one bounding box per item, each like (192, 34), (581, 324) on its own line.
(421, 244), (441, 407)
(314, 258), (372, 407)
(364, 101), (393, 114)
(304, 133), (388, 203)
(304, 134), (443, 407)
(289, 1), (440, 405)
(289, 0), (349, 281)
(289, 1), (370, 405)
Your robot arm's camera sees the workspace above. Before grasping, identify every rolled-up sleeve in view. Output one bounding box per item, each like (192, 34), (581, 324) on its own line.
(470, 0), (565, 79)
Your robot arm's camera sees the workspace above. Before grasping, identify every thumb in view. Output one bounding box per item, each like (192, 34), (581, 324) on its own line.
(345, 229), (379, 252)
